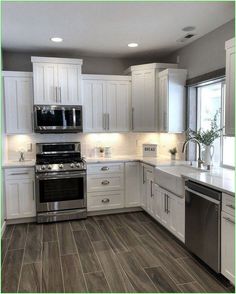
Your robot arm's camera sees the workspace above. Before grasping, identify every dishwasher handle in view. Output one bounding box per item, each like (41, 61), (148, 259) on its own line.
(185, 187), (221, 205)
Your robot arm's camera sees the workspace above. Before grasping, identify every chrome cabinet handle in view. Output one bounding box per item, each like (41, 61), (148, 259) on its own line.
(150, 181), (153, 197)
(226, 204), (235, 210)
(101, 166), (109, 171)
(102, 198), (110, 203)
(103, 113), (106, 130)
(32, 180), (35, 200)
(10, 172), (29, 176)
(101, 180), (110, 185)
(166, 194), (169, 214)
(223, 216), (235, 224)
(143, 166), (145, 184)
(107, 113), (109, 130)
(131, 108), (134, 130)
(164, 194), (167, 212)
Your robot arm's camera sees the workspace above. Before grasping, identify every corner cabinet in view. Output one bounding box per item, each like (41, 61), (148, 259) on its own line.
(4, 168), (36, 219)
(3, 71), (33, 134)
(158, 69), (187, 133)
(225, 38), (235, 136)
(82, 75), (131, 132)
(125, 162), (140, 207)
(31, 56), (83, 105)
(130, 63), (179, 132)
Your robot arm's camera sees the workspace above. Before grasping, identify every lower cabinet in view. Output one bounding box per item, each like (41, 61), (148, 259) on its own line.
(125, 162), (140, 207)
(4, 168), (36, 219)
(140, 163), (154, 211)
(87, 163), (124, 212)
(221, 193), (235, 284)
(153, 184), (185, 242)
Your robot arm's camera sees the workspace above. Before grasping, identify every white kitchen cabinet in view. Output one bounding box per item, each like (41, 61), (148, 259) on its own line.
(125, 162), (140, 207)
(3, 71), (33, 134)
(87, 162), (125, 212)
(158, 69), (187, 133)
(140, 163), (154, 212)
(31, 57), (82, 105)
(153, 185), (185, 242)
(221, 193), (235, 284)
(225, 38), (235, 136)
(4, 168), (36, 219)
(130, 63), (178, 132)
(146, 170), (155, 217)
(82, 75), (131, 132)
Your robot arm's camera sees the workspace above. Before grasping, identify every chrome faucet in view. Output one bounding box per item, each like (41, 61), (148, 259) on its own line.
(182, 138), (204, 168)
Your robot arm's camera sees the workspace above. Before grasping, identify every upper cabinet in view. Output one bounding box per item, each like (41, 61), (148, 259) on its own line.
(225, 38), (235, 136)
(31, 57), (83, 105)
(82, 75), (131, 132)
(130, 63), (182, 132)
(3, 71), (33, 134)
(158, 69), (187, 133)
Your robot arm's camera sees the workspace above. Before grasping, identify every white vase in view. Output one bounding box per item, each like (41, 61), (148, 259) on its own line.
(171, 154), (176, 160)
(203, 145), (214, 166)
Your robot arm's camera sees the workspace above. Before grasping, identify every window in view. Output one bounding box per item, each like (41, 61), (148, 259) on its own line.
(197, 81), (235, 168)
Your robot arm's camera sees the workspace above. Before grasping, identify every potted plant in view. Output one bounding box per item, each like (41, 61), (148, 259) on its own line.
(186, 111), (223, 165)
(169, 147), (177, 160)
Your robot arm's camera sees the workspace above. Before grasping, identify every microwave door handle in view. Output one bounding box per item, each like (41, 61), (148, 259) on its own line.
(73, 108), (76, 127)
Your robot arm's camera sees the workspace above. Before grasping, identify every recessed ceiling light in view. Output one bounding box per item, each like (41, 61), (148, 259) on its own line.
(182, 26), (196, 32)
(128, 43), (138, 48)
(50, 37), (63, 43)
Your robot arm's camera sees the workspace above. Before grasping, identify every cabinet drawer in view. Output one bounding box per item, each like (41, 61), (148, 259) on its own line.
(222, 193), (235, 216)
(87, 163), (124, 175)
(87, 174), (123, 192)
(5, 168), (34, 180)
(87, 191), (124, 211)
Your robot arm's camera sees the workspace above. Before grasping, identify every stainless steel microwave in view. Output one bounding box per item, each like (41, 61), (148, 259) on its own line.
(34, 105), (83, 133)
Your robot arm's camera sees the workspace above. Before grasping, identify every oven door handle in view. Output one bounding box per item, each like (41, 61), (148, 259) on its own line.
(185, 187), (220, 205)
(36, 172), (86, 180)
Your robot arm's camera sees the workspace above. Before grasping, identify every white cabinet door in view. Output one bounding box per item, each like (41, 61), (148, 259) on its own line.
(154, 184), (162, 222)
(19, 179), (36, 217)
(221, 211), (235, 284)
(132, 70), (156, 131)
(83, 80), (106, 132)
(158, 74), (168, 132)
(106, 81), (130, 132)
(33, 63), (58, 104)
(5, 181), (21, 219)
(125, 162), (140, 207)
(225, 39), (235, 136)
(5, 179), (35, 219)
(160, 189), (169, 228)
(57, 64), (81, 105)
(4, 76), (33, 134)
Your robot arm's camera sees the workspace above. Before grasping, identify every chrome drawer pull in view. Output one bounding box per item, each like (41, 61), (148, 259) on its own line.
(101, 166), (109, 171)
(223, 217), (235, 224)
(10, 172), (29, 176)
(226, 204), (235, 210)
(101, 198), (110, 203)
(101, 180), (110, 185)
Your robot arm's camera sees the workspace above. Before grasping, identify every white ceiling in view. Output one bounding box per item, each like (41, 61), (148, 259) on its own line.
(2, 2), (235, 58)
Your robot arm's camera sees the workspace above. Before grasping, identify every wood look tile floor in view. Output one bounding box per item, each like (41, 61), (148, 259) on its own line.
(1, 212), (234, 293)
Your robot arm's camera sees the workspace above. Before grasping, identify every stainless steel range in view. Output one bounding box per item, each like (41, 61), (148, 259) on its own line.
(35, 142), (87, 223)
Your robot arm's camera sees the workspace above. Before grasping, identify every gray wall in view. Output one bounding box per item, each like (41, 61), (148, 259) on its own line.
(165, 20), (235, 79)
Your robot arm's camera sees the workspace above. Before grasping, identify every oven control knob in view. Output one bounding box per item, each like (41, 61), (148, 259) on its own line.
(70, 163), (75, 168)
(59, 164), (64, 169)
(41, 165), (46, 170)
(76, 162), (81, 168)
(47, 165), (52, 170)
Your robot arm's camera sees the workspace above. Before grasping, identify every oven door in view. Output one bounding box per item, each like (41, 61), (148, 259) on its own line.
(36, 171), (86, 212)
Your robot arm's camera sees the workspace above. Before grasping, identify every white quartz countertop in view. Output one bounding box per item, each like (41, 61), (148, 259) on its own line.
(3, 156), (234, 196)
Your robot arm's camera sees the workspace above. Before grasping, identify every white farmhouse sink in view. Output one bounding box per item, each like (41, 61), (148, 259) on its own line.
(154, 165), (207, 197)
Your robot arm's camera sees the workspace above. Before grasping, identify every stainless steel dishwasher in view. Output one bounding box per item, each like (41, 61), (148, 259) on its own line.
(185, 180), (221, 273)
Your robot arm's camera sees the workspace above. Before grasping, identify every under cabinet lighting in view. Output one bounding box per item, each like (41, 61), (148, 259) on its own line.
(128, 43), (138, 47)
(50, 37), (63, 43)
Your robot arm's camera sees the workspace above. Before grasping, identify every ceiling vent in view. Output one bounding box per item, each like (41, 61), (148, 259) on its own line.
(177, 33), (196, 43)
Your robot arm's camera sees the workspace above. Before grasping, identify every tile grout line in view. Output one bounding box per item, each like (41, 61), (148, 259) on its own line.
(69, 221), (89, 293)
(1, 225), (15, 267)
(55, 223), (65, 293)
(16, 223), (29, 293)
(83, 219), (112, 293)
